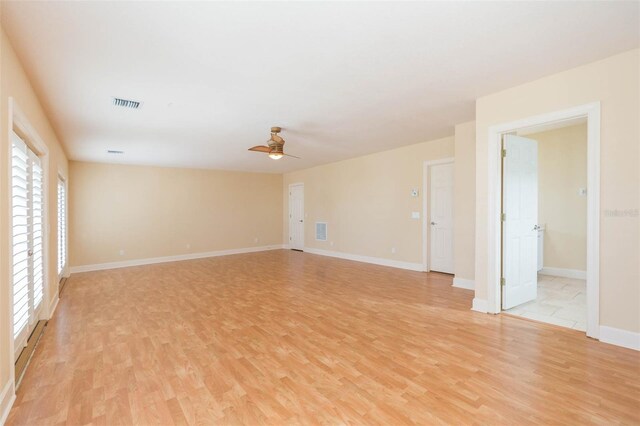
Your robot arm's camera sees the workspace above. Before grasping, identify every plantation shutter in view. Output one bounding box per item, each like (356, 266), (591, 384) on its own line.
(11, 131), (45, 356)
(11, 133), (30, 343)
(57, 178), (66, 276)
(31, 152), (44, 309)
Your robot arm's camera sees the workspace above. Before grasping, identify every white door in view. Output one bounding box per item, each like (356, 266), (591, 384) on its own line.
(429, 163), (454, 273)
(289, 184), (304, 250)
(11, 132), (45, 359)
(502, 134), (538, 309)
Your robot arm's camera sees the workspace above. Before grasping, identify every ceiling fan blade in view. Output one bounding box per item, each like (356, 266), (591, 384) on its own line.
(248, 145), (271, 153)
(284, 153), (300, 159)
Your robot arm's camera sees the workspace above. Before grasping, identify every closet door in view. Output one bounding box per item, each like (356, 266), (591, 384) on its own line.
(11, 131), (44, 358)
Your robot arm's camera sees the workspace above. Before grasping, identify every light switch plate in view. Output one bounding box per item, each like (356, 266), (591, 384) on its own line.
(411, 212), (420, 219)
(411, 188), (419, 197)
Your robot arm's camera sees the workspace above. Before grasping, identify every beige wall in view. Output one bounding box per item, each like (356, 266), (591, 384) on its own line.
(530, 123), (587, 271)
(475, 49), (639, 333)
(283, 136), (454, 265)
(0, 27), (68, 396)
(453, 121), (475, 281)
(69, 162), (283, 267)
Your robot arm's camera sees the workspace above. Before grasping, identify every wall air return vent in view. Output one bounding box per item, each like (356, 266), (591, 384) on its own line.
(112, 97), (141, 109)
(316, 222), (328, 241)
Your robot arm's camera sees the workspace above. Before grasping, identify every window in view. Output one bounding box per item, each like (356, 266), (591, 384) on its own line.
(11, 131), (44, 356)
(57, 177), (67, 277)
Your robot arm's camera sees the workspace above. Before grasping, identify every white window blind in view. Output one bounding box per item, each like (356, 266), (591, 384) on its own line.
(11, 132), (44, 354)
(31, 154), (44, 309)
(12, 134), (30, 341)
(57, 178), (67, 276)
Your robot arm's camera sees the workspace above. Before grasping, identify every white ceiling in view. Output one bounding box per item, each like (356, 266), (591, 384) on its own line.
(2, 1), (638, 173)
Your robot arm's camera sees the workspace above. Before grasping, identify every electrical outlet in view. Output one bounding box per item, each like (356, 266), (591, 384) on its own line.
(119, 249), (125, 256)
(186, 243), (191, 249)
(254, 237), (259, 243)
(391, 247), (397, 254)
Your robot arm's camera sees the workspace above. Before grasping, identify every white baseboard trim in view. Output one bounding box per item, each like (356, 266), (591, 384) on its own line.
(539, 267), (586, 280)
(453, 277), (474, 290)
(49, 295), (60, 319)
(70, 245), (286, 274)
(599, 326), (640, 351)
(303, 248), (424, 272)
(0, 379), (16, 426)
(471, 298), (488, 313)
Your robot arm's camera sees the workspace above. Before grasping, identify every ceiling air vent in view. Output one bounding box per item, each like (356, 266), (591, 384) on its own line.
(107, 150), (124, 154)
(112, 97), (141, 109)
(316, 222), (328, 241)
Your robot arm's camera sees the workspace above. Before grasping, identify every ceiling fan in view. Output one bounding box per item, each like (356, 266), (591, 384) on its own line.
(248, 127), (300, 160)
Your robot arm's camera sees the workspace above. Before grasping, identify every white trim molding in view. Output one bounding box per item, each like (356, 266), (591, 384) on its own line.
(70, 245), (286, 273)
(471, 298), (488, 313)
(539, 267), (586, 280)
(0, 379), (16, 426)
(452, 277), (475, 290)
(303, 248), (424, 272)
(422, 157), (455, 272)
(49, 295), (60, 319)
(485, 101), (600, 339)
(599, 326), (640, 351)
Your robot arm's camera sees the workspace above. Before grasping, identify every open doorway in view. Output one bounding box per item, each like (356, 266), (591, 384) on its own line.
(501, 119), (588, 331)
(485, 102), (600, 339)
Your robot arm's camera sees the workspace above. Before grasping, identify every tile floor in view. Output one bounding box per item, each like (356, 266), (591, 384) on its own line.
(504, 274), (587, 331)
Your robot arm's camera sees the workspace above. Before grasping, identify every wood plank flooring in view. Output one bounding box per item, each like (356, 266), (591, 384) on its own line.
(6, 250), (640, 425)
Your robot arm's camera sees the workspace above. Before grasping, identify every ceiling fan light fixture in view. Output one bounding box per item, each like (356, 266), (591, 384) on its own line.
(248, 126), (299, 160)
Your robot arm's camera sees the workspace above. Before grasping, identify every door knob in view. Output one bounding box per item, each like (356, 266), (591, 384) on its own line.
(28, 249), (33, 257)
(431, 221), (437, 225)
(299, 220), (303, 223)
(533, 225), (540, 231)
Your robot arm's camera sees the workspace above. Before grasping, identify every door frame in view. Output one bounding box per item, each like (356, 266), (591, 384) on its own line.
(486, 102), (600, 338)
(6, 98), (52, 388)
(288, 182), (304, 250)
(422, 158), (454, 272)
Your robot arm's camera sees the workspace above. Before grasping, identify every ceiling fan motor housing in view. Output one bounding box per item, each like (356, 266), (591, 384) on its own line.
(269, 145), (284, 154)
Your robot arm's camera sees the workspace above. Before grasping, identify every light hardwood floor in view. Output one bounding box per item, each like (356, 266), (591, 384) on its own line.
(6, 250), (640, 425)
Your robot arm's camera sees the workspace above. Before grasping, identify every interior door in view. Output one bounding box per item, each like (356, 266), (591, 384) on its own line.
(289, 184), (304, 250)
(502, 134), (538, 309)
(429, 162), (454, 273)
(11, 131), (45, 358)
